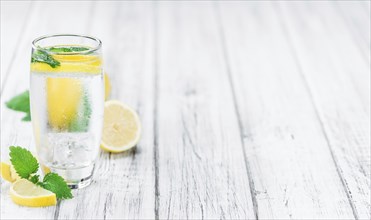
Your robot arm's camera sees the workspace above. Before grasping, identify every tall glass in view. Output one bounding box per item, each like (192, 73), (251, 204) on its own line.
(30, 34), (104, 189)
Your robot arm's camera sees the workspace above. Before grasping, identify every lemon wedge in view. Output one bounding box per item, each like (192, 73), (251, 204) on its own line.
(101, 100), (141, 153)
(1, 161), (20, 183)
(10, 179), (57, 207)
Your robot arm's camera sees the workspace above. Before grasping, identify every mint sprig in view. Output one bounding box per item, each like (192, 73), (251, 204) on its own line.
(31, 50), (60, 68)
(9, 146), (73, 199)
(39, 173), (72, 199)
(9, 146), (38, 178)
(31, 46), (91, 68)
(48, 46), (89, 53)
(5, 90), (31, 121)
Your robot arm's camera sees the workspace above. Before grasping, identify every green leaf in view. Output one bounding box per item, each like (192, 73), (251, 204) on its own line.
(42, 173), (73, 199)
(31, 49), (60, 68)
(22, 112), (31, 121)
(8, 146), (73, 201)
(29, 174), (40, 184)
(6, 90), (31, 121)
(69, 93), (91, 132)
(9, 146), (39, 179)
(48, 46), (90, 53)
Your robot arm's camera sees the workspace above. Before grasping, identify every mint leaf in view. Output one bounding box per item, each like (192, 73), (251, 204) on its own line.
(29, 174), (40, 184)
(22, 112), (31, 121)
(69, 93), (91, 132)
(31, 50), (60, 68)
(9, 146), (39, 179)
(42, 173), (73, 199)
(8, 146), (73, 201)
(6, 90), (31, 121)
(48, 46), (89, 53)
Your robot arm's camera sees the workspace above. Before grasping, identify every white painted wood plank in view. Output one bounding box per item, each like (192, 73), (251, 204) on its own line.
(1, 1), (368, 219)
(0, 1), (32, 92)
(1, 1), (93, 219)
(359, 0), (370, 15)
(219, 2), (357, 219)
(56, 2), (155, 219)
(156, 2), (255, 219)
(279, 2), (370, 219)
(335, 1), (371, 55)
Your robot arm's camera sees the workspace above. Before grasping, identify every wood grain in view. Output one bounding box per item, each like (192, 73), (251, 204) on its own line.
(335, 1), (370, 59)
(1, 1), (94, 219)
(156, 2), (255, 219)
(0, 1), (32, 93)
(56, 2), (156, 219)
(1, 1), (369, 219)
(279, 1), (370, 219)
(218, 2), (359, 219)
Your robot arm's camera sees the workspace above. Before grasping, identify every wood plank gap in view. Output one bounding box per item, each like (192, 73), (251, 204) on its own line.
(153, 2), (160, 220)
(0, 1), (34, 95)
(214, 3), (258, 219)
(275, 4), (359, 220)
(53, 200), (61, 220)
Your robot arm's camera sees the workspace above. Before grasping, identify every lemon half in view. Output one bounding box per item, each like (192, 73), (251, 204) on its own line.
(101, 100), (141, 153)
(10, 179), (57, 207)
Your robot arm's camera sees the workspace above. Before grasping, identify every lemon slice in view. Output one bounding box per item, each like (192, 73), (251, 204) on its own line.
(47, 77), (82, 130)
(104, 73), (111, 100)
(1, 161), (20, 183)
(10, 179), (57, 207)
(30, 54), (102, 74)
(101, 100), (141, 153)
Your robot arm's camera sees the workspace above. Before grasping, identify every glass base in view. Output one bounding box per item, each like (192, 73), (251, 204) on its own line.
(48, 164), (95, 189)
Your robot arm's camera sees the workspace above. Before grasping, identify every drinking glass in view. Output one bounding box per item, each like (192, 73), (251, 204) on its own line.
(30, 34), (104, 189)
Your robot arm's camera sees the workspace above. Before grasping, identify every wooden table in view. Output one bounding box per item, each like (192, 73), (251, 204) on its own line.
(1, 1), (370, 219)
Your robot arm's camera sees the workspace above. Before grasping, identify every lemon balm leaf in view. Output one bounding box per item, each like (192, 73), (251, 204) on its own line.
(69, 94), (91, 132)
(42, 173), (73, 199)
(6, 90), (31, 121)
(8, 146), (72, 201)
(31, 49), (60, 68)
(9, 146), (39, 179)
(48, 46), (89, 53)
(29, 174), (40, 184)
(22, 112), (31, 121)
(6, 90), (29, 112)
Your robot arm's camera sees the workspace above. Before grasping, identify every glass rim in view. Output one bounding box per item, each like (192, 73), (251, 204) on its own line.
(32, 34), (102, 55)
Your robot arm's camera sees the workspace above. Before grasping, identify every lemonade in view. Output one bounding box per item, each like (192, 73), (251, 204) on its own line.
(30, 35), (104, 189)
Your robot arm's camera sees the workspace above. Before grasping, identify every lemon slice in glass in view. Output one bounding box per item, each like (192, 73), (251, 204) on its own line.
(10, 179), (57, 207)
(30, 54), (102, 74)
(104, 73), (111, 100)
(101, 100), (141, 153)
(46, 77), (82, 130)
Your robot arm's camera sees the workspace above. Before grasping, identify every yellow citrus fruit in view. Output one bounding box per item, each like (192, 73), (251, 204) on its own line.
(31, 54), (105, 129)
(10, 179), (57, 207)
(41, 164), (51, 174)
(101, 100), (141, 153)
(31, 54), (102, 74)
(47, 77), (82, 130)
(104, 73), (111, 100)
(0, 161), (20, 183)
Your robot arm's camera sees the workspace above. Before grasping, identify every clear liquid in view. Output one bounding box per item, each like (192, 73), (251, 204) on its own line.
(30, 71), (104, 182)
